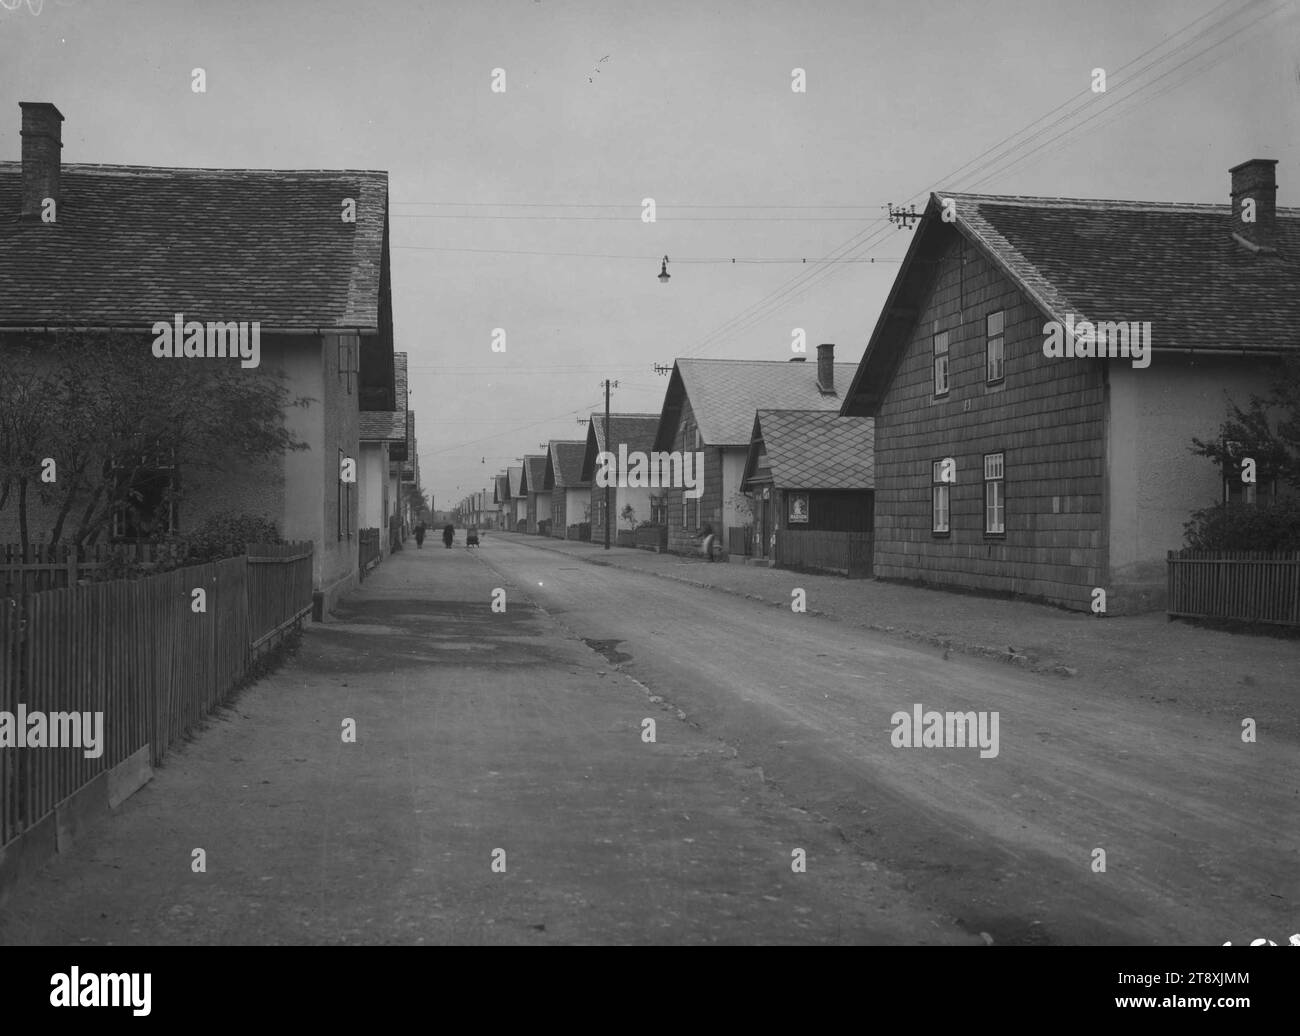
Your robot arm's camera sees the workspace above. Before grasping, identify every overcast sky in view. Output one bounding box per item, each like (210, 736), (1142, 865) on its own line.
(3, 0), (1298, 508)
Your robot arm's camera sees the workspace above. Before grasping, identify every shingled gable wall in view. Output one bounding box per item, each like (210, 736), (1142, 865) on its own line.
(664, 396), (725, 556)
(872, 233), (1108, 611)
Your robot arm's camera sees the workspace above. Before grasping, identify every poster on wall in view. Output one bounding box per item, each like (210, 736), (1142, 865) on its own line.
(789, 492), (809, 524)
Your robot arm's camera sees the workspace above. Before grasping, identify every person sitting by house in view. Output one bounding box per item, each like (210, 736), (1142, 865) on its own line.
(442, 523), (455, 548)
(699, 522), (716, 563)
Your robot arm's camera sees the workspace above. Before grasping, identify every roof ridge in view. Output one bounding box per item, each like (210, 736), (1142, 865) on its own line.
(937, 188), (1300, 216)
(0, 161), (389, 177)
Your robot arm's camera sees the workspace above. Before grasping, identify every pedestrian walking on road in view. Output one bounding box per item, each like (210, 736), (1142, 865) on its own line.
(415, 521), (426, 548)
(442, 523), (455, 548)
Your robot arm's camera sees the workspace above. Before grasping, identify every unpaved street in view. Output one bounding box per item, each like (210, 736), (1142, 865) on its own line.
(1, 537), (1294, 945)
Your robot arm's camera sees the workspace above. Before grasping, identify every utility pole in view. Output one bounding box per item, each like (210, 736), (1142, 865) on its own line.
(604, 378), (611, 551)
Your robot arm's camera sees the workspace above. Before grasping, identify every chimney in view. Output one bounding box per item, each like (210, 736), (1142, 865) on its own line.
(1230, 158), (1278, 252)
(817, 342), (835, 393)
(20, 102), (64, 222)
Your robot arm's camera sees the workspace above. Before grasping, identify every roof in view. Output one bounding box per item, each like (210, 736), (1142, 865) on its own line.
(0, 163), (390, 328)
(520, 455), (549, 495)
(743, 410), (874, 489)
(580, 413), (661, 481)
(545, 440), (589, 490)
(493, 474), (509, 504)
(360, 352), (408, 446)
(507, 465), (523, 497)
(654, 358), (859, 450)
(843, 189), (1300, 415)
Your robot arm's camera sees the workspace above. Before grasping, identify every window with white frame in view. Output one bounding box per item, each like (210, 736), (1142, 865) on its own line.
(986, 311), (1005, 384)
(932, 460), (950, 534)
(933, 330), (950, 397)
(984, 452), (1005, 534)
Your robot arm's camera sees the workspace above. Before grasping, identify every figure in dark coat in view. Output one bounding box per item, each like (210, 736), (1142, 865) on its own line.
(415, 521), (426, 548)
(442, 524), (455, 548)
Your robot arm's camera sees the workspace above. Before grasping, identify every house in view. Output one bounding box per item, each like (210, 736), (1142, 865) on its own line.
(491, 472), (509, 530)
(652, 350), (858, 556)
(399, 410), (419, 532)
(520, 455), (551, 534)
(579, 413), (661, 545)
(506, 466), (526, 530)
(742, 410), (874, 566)
(0, 102), (396, 617)
(543, 440), (590, 539)
(839, 160), (1300, 613)
(360, 352), (409, 555)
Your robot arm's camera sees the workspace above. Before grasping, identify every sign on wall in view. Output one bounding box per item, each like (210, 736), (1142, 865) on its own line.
(789, 492), (809, 524)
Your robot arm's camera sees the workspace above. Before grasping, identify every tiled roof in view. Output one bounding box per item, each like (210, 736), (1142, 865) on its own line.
(0, 163), (389, 327)
(521, 455), (549, 495)
(746, 410), (874, 489)
(581, 413), (661, 480)
(591, 413), (660, 454)
(546, 440), (589, 489)
(943, 191), (1300, 355)
(507, 465), (523, 497)
(656, 359), (859, 449)
(360, 352), (407, 442)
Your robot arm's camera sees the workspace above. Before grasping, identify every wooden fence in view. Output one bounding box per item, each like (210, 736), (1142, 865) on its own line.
(0, 542), (179, 598)
(1167, 550), (1300, 627)
(775, 530), (873, 578)
(0, 544), (313, 848)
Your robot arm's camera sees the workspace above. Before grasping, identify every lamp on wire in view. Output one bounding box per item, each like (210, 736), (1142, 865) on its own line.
(658, 255), (670, 283)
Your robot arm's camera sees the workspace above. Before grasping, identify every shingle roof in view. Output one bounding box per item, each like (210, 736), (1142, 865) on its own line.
(521, 455), (549, 495)
(361, 352), (408, 442)
(655, 359), (859, 450)
(0, 163), (389, 327)
(581, 413), (661, 480)
(745, 410), (874, 490)
(944, 190), (1300, 355)
(546, 440), (589, 489)
(507, 465), (523, 497)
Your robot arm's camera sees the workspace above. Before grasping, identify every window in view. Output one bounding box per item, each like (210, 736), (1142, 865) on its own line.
(650, 493), (667, 526)
(111, 451), (178, 540)
(933, 331), (950, 396)
(986, 311), (1005, 384)
(932, 460), (950, 534)
(338, 336), (357, 396)
(984, 452), (1005, 534)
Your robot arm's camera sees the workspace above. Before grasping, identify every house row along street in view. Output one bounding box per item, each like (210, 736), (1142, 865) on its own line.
(0, 536), (1295, 946)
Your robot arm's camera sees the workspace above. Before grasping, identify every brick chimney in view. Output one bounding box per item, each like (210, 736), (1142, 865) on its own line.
(817, 342), (835, 393)
(20, 101), (64, 222)
(1230, 158), (1278, 252)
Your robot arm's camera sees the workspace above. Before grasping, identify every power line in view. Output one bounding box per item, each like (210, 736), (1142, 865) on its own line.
(676, 0), (1269, 360)
(391, 244), (902, 263)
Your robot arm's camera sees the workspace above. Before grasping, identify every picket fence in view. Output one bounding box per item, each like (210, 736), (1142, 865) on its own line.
(0, 544), (313, 847)
(1167, 550), (1300, 627)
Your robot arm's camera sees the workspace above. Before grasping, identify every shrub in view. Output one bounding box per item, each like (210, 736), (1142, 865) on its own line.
(185, 511), (284, 561)
(1183, 499), (1300, 552)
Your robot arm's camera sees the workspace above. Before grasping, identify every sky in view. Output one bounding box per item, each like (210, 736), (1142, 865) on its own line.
(3, 0), (1298, 509)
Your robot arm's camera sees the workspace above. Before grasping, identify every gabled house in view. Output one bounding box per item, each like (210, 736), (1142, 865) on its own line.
(580, 413), (661, 545)
(520, 455), (551, 534)
(652, 350), (858, 556)
(840, 160), (1300, 613)
(544, 440), (590, 539)
(399, 411), (419, 532)
(506, 465), (526, 530)
(360, 352), (409, 555)
(742, 410), (874, 562)
(0, 102), (395, 617)
(492, 473), (510, 530)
